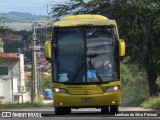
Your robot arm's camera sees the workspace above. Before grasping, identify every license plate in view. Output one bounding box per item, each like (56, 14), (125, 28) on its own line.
(81, 98), (93, 102)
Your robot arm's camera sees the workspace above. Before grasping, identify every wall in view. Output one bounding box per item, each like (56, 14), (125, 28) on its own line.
(19, 54), (25, 91)
(0, 60), (20, 103)
(0, 40), (3, 53)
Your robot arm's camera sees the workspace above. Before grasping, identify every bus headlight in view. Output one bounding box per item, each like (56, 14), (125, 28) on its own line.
(104, 86), (120, 92)
(53, 88), (68, 94)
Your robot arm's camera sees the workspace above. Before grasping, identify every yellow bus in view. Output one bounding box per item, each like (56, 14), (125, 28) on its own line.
(44, 14), (125, 115)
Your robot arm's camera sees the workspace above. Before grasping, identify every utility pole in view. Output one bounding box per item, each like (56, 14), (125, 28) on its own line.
(30, 24), (48, 102)
(31, 27), (38, 102)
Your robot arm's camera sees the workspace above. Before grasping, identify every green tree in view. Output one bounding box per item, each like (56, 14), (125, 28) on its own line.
(41, 75), (52, 92)
(108, 0), (160, 96)
(121, 63), (149, 106)
(3, 40), (24, 53)
(0, 26), (12, 35)
(50, 0), (160, 96)
(14, 30), (32, 42)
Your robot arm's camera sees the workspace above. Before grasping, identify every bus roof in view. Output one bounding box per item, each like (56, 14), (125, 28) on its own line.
(53, 14), (117, 27)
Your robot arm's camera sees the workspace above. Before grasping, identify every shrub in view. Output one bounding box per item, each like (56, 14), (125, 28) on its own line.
(121, 63), (149, 106)
(141, 97), (160, 110)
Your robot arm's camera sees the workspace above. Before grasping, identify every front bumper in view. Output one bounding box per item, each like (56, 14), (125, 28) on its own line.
(54, 90), (121, 107)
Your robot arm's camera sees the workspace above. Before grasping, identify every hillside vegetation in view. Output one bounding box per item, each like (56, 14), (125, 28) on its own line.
(0, 11), (47, 22)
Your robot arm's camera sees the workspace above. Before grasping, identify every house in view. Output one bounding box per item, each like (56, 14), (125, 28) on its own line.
(0, 34), (2, 41)
(0, 53), (29, 103)
(0, 40), (3, 53)
(2, 34), (22, 41)
(0, 35), (3, 53)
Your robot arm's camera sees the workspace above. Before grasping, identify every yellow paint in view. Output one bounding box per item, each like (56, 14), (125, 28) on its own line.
(119, 39), (125, 57)
(53, 81), (121, 107)
(46, 14), (125, 108)
(53, 14), (116, 27)
(44, 41), (51, 60)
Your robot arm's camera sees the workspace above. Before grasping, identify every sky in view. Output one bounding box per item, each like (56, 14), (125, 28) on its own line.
(0, 0), (69, 15)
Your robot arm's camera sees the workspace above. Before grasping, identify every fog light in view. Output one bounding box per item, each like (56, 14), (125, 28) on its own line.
(112, 101), (116, 104)
(60, 102), (63, 106)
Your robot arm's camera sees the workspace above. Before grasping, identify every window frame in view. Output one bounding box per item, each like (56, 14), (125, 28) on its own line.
(52, 26), (120, 85)
(0, 67), (8, 75)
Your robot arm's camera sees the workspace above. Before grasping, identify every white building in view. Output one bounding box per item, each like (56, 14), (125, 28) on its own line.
(0, 38), (3, 53)
(0, 53), (29, 103)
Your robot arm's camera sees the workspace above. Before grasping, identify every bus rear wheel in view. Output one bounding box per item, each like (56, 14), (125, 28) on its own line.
(110, 105), (118, 114)
(55, 107), (71, 115)
(101, 106), (109, 114)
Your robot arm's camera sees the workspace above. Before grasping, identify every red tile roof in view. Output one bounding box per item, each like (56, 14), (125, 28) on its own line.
(2, 34), (22, 41)
(0, 53), (19, 59)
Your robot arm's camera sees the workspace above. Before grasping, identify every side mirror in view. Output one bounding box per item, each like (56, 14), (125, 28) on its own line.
(44, 41), (51, 61)
(119, 39), (125, 60)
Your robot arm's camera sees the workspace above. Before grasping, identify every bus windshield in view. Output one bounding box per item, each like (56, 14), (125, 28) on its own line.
(53, 26), (119, 84)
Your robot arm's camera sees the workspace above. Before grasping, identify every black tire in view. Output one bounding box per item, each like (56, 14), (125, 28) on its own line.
(55, 107), (71, 115)
(110, 105), (118, 114)
(101, 106), (109, 114)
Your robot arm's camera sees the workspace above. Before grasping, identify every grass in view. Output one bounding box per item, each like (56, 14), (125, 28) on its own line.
(45, 102), (54, 107)
(141, 97), (160, 110)
(121, 97), (146, 107)
(0, 102), (53, 109)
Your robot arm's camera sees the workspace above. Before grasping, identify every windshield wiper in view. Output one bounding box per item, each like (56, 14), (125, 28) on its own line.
(70, 63), (84, 82)
(88, 61), (103, 82)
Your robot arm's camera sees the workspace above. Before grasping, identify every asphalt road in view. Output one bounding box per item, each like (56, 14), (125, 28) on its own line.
(0, 107), (159, 120)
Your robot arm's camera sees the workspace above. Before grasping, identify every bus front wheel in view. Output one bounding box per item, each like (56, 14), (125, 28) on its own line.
(110, 105), (118, 114)
(55, 107), (71, 115)
(101, 106), (109, 114)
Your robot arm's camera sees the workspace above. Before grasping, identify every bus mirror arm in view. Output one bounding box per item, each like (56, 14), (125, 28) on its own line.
(120, 56), (125, 61)
(86, 53), (98, 58)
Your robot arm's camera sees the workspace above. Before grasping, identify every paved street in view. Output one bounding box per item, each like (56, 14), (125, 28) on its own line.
(0, 107), (159, 120)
